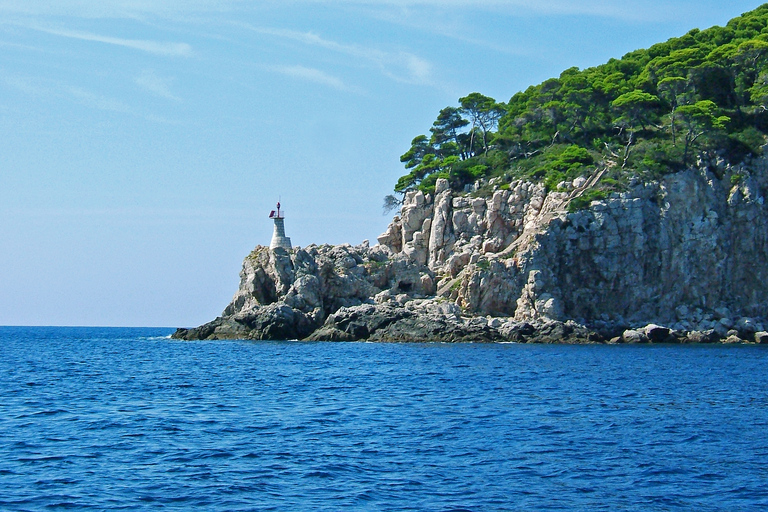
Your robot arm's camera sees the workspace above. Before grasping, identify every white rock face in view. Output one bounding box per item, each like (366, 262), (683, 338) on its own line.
(428, 180), (455, 269)
(376, 162), (768, 328)
(376, 215), (402, 252)
(399, 190), (433, 247)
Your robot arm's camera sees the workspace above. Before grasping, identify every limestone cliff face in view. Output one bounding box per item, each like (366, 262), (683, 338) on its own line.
(174, 158), (768, 343)
(526, 167), (768, 330)
(376, 159), (768, 334)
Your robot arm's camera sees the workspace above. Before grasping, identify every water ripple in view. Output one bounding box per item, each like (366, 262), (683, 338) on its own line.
(0, 327), (767, 511)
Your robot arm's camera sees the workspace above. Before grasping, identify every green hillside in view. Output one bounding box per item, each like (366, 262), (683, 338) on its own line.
(391, 4), (768, 202)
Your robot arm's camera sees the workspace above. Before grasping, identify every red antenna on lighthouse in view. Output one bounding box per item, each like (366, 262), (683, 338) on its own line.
(268, 199), (283, 219)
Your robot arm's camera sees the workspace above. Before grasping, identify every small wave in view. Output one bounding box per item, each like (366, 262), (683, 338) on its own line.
(695, 472), (726, 481)
(31, 409), (69, 416)
(303, 471), (334, 478)
(18, 455), (67, 462)
(201, 450), (235, 460)
(353, 491), (376, 502)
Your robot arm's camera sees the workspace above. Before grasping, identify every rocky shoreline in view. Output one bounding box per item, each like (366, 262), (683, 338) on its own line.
(173, 295), (768, 344)
(174, 160), (768, 344)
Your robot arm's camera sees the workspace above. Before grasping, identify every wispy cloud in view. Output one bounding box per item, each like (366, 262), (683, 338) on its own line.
(296, 0), (681, 22)
(1, 73), (49, 96)
(67, 86), (132, 113)
(271, 65), (352, 92)
(66, 85), (179, 122)
(0, 0), (246, 19)
(244, 25), (434, 85)
(0, 0), (708, 21)
(135, 69), (181, 101)
(0, 71), (177, 122)
(0, 0), (679, 21)
(391, 53), (432, 84)
(0, 39), (45, 52)
(29, 26), (192, 56)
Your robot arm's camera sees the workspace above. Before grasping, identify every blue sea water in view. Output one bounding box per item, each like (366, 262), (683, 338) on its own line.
(1, 327), (767, 511)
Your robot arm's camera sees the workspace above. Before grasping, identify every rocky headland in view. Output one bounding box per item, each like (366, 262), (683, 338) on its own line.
(174, 158), (768, 344)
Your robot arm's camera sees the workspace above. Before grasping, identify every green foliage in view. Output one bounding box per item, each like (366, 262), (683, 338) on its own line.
(731, 126), (767, 155)
(392, 4), (768, 200)
(623, 138), (685, 178)
(468, 164), (488, 178)
(459, 92), (506, 156)
(676, 100), (731, 164)
(364, 259), (388, 271)
(430, 107), (470, 158)
(417, 172), (451, 195)
(543, 171), (566, 191)
(547, 145), (594, 171)
(392, 95), (505, 193)
(400, 135), (430, 169)
(536, 145), (596, 190)
(612, 90), (660, 131)
(475, 259), (491, 271)
(568, 189), (610, 213)
(612, 91), (660, 109)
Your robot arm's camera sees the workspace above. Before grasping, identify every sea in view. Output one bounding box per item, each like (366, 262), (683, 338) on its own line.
(1, 326), (767, 511)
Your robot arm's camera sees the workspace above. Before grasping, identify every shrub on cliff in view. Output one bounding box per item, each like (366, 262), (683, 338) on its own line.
(389, 4), (768, 202)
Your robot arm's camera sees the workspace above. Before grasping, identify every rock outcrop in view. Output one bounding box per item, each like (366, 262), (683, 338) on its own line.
(174, 158), (768, 344)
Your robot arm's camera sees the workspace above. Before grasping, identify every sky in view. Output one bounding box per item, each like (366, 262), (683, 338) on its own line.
(0, 0), (763, 327)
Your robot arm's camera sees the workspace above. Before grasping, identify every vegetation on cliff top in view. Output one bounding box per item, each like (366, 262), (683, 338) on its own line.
(389, 4), (768, 203)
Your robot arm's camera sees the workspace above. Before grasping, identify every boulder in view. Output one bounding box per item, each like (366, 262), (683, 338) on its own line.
(621, 329), (648, 344)
(642, 324), (672, 343)
(736, 317), (758, 336)
(714, 322), (730, 338)
(685, 329), (721, 344)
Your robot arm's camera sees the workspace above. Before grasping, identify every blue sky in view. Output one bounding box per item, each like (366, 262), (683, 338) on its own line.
(0, 0), (761, 327)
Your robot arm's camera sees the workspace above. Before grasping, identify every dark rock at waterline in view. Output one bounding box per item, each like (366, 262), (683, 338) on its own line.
(173, 303), (318, 341)
(306, 303), (507, 343)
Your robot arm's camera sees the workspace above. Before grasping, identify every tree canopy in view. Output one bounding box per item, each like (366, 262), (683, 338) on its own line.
(391, 4), (768, 197)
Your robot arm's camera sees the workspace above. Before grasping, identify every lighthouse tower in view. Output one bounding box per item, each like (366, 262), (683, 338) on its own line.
(268, 202), (292, 250)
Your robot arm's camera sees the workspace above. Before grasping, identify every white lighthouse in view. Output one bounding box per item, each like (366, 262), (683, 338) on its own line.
(269, 201), (292, 250)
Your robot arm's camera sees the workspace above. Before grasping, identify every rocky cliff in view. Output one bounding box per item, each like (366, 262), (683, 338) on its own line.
(174, 159), (768, 344)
